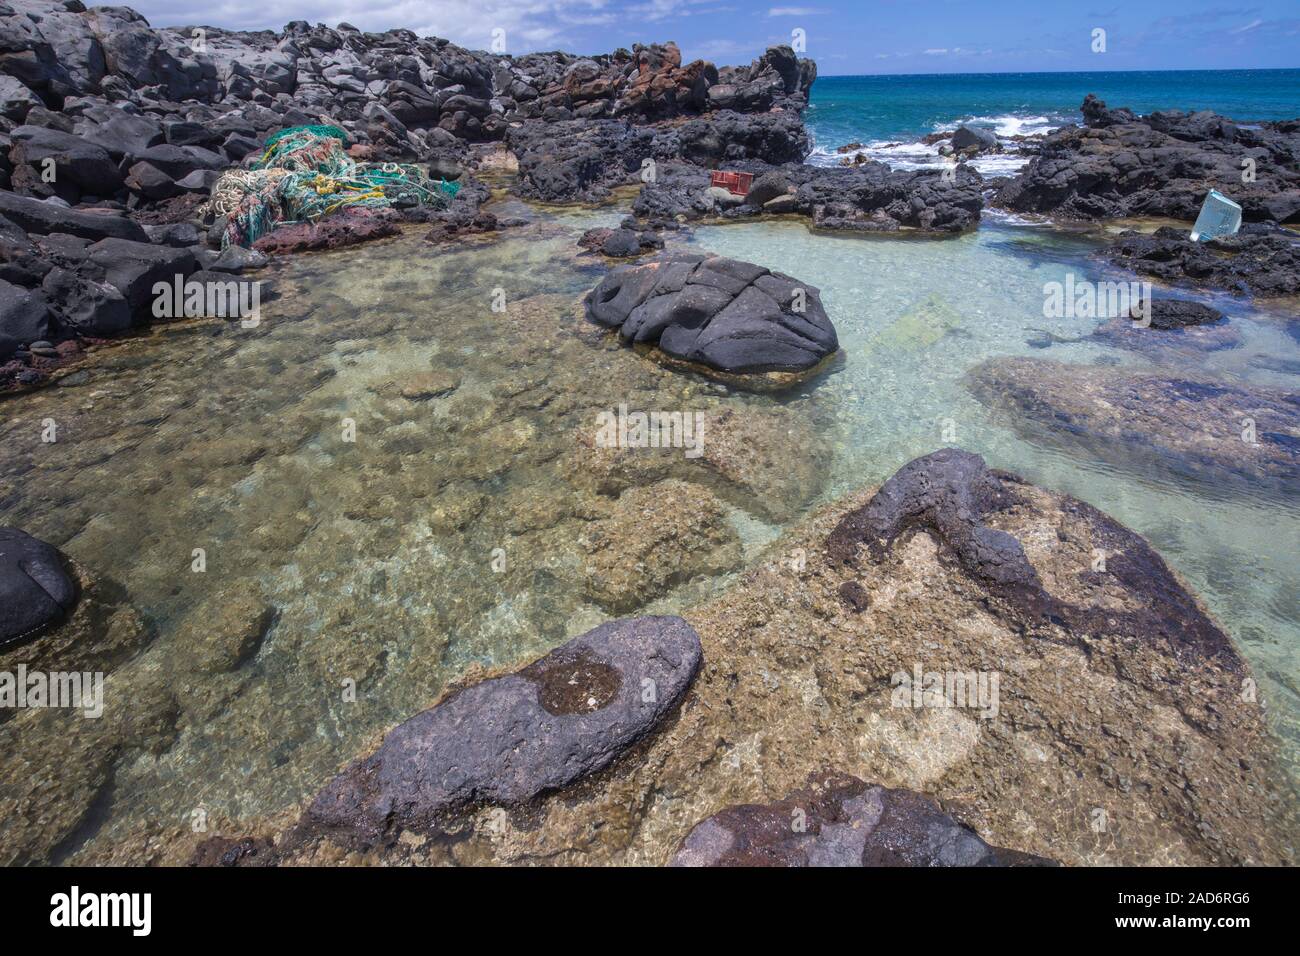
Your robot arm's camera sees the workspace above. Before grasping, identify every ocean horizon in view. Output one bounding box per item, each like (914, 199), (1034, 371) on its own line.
(806, 67), (1300, 153)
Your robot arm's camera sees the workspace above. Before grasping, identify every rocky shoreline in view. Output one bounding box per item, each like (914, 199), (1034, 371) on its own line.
(1, 1), (1298, 868)
(2, 3), (1298, 388)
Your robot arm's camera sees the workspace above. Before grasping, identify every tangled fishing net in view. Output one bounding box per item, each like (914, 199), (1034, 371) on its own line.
(201, 125), (461, 248)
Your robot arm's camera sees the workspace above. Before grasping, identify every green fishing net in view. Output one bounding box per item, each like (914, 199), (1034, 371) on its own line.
(202, 125), (462, 248)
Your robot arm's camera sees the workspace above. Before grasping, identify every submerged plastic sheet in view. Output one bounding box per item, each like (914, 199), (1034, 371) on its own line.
(1190, 189), (1243, 242)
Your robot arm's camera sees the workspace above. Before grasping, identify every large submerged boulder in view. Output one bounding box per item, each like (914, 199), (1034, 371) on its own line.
(584, 253), (839, 389)
(672, 771), (1056, 866)
(966, 358), (1300, 491)
(308, 615), (703, 846)
(0, 527), (79, 648)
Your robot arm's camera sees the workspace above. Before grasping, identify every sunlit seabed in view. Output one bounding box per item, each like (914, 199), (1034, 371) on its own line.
(0, 201), (1296, 859)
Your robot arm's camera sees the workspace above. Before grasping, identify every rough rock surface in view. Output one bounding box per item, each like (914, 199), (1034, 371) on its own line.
(1086, 302), (1239, 356)
(672, 771), (1056, 866)
(580, 480), (742, 611)
(998, 95), (1300, 223)
(584, 253), (839, 383)
(0, 527), (78, 647)
(307, 615), (703, 846)
(634, 159), (983, 233)
(966, 358), (1300, 490)
(252, 209), (400, 255)
(826, 448), (1242, 667)
(1106, 225), (1300, 297)
(249, 450), (1292, 867)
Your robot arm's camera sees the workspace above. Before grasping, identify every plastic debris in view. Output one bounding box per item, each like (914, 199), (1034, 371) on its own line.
(201, 125), (461, 248)
(710, 170), (754, 197)
(1190, 189), (1242, 242)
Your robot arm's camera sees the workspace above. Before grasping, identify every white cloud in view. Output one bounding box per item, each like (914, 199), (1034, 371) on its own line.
(127, 0), (613, 52)
(923, 48), (948, 54)
(1229, 18), (1263, 33)
(766, 6), (825, 15)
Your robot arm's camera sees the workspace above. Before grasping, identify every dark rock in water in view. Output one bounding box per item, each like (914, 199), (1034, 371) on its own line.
(0, 190), (147, 242)
(950, 125), (998, 152)
(1251, 355), (1300, 376)
(1107, 227), (1300, 298)
(308, 616), (702, 846)
(999, 95), (1300, 223)
(86, 237), (197, 317)
(672, 771), (1056, 866)
(828, 447), (1245, 667)
(1137, 298), (1224, 330)
(966, 357), (1300, 495)
(191, 836), (277, 868)
(1083, 297), (1237, 355)
(0, 528), (79, 648)
(585, 253), (839, 380)
(209, 246), (270, 274)
(0, 277), (53, 358)
(252, 209), (399, 255)
(600, 227), (643, 258)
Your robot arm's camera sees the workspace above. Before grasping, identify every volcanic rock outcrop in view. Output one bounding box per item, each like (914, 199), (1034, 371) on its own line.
(1105, 225), (1300, 298)
(634, 158), (984, 232)
(998, 94), (1300, 223)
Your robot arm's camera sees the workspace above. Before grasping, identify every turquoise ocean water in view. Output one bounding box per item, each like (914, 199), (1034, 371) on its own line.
(805, 69), (1300, 166)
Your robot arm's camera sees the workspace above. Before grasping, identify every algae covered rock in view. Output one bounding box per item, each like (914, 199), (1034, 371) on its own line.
(580, 480), (743, 611)
(965, 358), (1300, 491)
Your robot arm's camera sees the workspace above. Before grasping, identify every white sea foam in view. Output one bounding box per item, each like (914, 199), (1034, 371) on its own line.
(807, 111), (1062, 175)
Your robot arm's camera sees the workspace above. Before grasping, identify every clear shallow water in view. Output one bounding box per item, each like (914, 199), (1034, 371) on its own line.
(689, 218), (1300, 778)
(0, 203), (1297, 860)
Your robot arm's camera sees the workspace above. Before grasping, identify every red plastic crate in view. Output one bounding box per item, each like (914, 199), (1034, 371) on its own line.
(709, 170), (753, 197)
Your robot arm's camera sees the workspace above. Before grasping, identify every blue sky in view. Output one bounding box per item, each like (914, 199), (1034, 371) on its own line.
(134, 1), (1300, 74)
